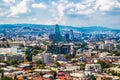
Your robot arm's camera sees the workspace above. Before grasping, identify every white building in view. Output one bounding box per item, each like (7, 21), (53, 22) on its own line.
(0, 48), (22, 54)
(41, 53), (53, 64)
(85, 64), (101, 75)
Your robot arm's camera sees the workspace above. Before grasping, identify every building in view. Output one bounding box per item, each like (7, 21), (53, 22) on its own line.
(8, 41), (25, 47)
(49, 34), (55, 42)
(0, 38), (9, 48)
(65, 33), (70, 42)
(69, 30), (74, 41)
(85, 64), (101, 75)
(47, 44), (71, 54)
(57, 54), (67, 61)
(41, 53), (54, 64)
(55, 24), (61, 43)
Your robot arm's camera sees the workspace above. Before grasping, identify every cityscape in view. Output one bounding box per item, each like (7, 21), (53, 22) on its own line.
(0, 0), (120, 80)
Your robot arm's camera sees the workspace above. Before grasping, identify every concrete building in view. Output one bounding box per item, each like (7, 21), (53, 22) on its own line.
(47, 44), (71, 54)
(57, 54), (67, 61)
(41, 53), (54, 64)
(8, 41), (25, 47)
(85, 64), (101, 75)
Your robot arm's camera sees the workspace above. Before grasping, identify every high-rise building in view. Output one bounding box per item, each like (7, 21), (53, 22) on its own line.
(55, 24), (61, 43)
(49, 34), (55, 42)
(69, 30), (74, 41)
(65, 33), (70, 42)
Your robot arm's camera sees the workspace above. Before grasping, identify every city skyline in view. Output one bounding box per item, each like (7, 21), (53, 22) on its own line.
(0, 0), (120, 29)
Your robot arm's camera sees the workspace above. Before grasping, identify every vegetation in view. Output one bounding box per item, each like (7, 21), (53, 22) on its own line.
(9, 59), (19, 65)
(35, 59), (42, 64)
(0, 60), (8, 65)
(111, 49), (120, 56)
(1, 76), (13, 80)
(22, 46), (45, 61)
(0, 69), (4, 79)
(97, 60), (112, 69)
(108, 70), (120, 76)
(51, 70), (57, 79)
(71, 60), (78, 63)
(39, 48), (45, 53)
(55, 62), (61, 67)
(89, 75), (96, 80)
(42, 41), (49, 45)
(39, 64), (46, 69)
(79, 64), (85, 70)
(65, 54), (72, 60)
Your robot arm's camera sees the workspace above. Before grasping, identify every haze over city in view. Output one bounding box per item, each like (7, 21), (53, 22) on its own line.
(0, 0), (120, 29)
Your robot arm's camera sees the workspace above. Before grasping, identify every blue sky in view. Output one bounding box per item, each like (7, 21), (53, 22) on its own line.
(0, 0), (120, 29)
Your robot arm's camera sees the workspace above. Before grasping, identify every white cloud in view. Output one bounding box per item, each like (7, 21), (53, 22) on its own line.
(2, 0), (16, 3)
(48, 0), (96, 24)
(94, 0), (120, 12)
(49, 0), (68, 24)
(28, 18), (37, 21)
(32, 3), (47, 9)
(8, 0), (33, 17)
(0, 11), (9, 16)
(0, 0), (120, 28)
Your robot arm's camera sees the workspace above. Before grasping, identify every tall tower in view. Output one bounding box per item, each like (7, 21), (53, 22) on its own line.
(55, 24), (61, 43)
(69, 29), (74, 41)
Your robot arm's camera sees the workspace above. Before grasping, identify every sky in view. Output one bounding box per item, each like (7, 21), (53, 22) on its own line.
(0, 0), (120, 29)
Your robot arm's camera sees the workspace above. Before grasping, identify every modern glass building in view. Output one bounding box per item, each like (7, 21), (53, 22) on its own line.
(69, 29), (74, 41)
(55, 24), (61, 43)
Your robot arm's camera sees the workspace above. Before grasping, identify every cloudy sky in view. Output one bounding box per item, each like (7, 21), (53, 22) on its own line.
(0, 0), (120, 29)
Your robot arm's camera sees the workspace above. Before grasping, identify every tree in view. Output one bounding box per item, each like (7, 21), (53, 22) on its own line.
(89, 75), (96, 80)
(39, 48), (45, 53)
(80, 64), (85, 70)
(97, 60), (111, 69)
(35, 59), (42, 64)
(65, 54), (72, 61)
(1, 76), (13, 80)
(0, 69), (4, 79)
(33, 46), (40, 50)
(39, 64), (46, 69)
(72, 60), (78, 63)
(55, 62), (61, 67)
(51, 70), (57, 79)
(26, 54), (32, 61)
(111, 49), (120, 56)
(9, 59), (18, 65)
(30, 49), (39, 55)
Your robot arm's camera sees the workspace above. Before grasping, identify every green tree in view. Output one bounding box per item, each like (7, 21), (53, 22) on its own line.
(72, 60), (78, 63)
(89, 75), (96, 80)
(0, 69), (4, 78)
(35, 59), (42, 64)
(1, 76), (13, 80)
(65, 54), (72, 61)
(30, 49), (39, 55)
(97, 60), (111, 69)
(9, 59), (18, 65)
(39, 48), (45, 53)
(39, 64), (46, 69)
(80, 64), (85, 70)
(51, 70), (57, 79)
(55, 62), (61, 67)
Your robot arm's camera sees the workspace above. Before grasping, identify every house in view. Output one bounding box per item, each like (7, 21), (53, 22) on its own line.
(85, 64), (101, 75)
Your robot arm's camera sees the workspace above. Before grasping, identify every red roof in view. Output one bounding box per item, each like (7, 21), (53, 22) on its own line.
(56, 75), (73, 80)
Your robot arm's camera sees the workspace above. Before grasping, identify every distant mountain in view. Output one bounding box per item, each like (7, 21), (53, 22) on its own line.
(59, 26), (112, 32)
(0, 24), (119, 33)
